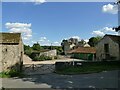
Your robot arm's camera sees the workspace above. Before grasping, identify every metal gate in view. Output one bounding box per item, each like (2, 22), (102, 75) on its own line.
(23, 64), (55, 75)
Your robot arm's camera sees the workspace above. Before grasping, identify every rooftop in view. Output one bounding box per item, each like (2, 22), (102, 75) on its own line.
(105, 34), (120, 44)
(68, 47), (96, 54)
(0, 33), (21, 44)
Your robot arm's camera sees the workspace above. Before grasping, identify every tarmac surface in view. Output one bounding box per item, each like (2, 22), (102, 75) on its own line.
(1, 70), (120, 89)
(1, 55), (119, 89)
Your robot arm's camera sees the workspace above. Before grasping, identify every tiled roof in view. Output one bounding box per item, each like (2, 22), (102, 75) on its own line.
(0, 33), (21, 44)
(68, 47), (96, 54)
(105, 34), (120, 44)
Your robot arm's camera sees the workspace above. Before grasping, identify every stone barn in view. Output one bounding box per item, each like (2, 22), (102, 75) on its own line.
(68, 47), (96, 61)
(0, 33), (24, 72)
(96, 34), (120, 61)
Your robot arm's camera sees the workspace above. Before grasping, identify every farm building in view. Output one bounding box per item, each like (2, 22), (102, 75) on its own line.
(0, 33), (24, 72)
(68, 46), (96, 61)
(30, 49), (57, 60)
(96, 34), (120, 60)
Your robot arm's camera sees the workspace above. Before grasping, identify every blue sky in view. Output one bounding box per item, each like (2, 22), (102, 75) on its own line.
(2, 2), (118, 46)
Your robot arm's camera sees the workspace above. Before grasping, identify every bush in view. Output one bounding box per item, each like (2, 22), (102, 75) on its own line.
(32, 55), (52, 61)
(55, 61), (120, 74)
(0, 69), (23, 78)
(54, 56), (59, 59)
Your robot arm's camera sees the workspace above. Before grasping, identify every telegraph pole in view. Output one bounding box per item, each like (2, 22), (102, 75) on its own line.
(51, 43), (52, 50)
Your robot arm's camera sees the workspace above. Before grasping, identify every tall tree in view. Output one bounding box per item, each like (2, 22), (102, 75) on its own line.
(113, 26), (120, 32)
(24, 44), (32, 56)
(32, 42), (41, 51)
(88, 36), (102, 47)
(78, 39), (86, 47)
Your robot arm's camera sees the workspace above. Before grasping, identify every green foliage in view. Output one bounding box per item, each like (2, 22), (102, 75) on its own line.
(32, 42), (41, 51)
(55, 61), (120, 75)
(78, 39), (86, 47)
(33, 55), (52, 61)
(54, 56), (59, 59)
(53, 46), (63, 55)
(24, 45), (32, 56)
(0, 69), (23, 78)
(88, 36), (102, 47)
(0, 72), (10, 78)
(24, 45), (31, 51)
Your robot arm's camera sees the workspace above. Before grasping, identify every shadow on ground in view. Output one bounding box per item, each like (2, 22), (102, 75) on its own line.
(11, 70), (120, 89)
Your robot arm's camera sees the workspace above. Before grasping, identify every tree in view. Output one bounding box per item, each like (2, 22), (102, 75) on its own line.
(113, 26), (120, 32)
(88, 36), (102, 47)
(78, 39), (86, 47)
(32, 42), (41, 51)
(24, 45), (32, 56)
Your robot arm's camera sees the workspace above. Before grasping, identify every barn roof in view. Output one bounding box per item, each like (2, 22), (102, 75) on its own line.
(0, 33), (21, 44)
(68, 47), (96, 54)
(105, 34), (120, 44)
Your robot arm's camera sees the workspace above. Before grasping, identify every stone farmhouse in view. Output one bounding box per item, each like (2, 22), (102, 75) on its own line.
(96, 34), (120, 60)
(0, 33), (24, 72)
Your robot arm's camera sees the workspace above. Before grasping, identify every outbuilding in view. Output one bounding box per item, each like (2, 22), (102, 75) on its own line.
(96, 34), (120, 60)
(0, 33), (24, 72)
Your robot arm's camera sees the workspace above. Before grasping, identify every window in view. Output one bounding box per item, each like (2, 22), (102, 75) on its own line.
(104, 44), (109, 53)
(6, 49), (7, 52)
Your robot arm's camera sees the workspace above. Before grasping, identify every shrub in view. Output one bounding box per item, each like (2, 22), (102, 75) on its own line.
(54, 56), (59, 59)
(0, 69), (23, 78)
(32, 55), (52, 61)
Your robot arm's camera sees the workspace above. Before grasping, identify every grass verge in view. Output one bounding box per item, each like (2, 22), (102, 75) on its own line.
(0, 69), (25, 78)
(55, 62), (120, 75)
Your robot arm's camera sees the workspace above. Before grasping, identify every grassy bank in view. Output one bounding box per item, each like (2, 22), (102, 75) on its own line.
(0, 69), (24, 78)
(55, 61), (120, 75)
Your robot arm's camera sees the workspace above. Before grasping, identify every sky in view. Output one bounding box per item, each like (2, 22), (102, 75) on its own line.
(2, 1), (119, 46)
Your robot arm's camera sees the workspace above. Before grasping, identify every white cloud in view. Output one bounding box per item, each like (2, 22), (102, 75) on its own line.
(54, 41), (59, 44)
(5, 22), (31, 29)
(53, 41), (61, 46)
(92, 27), (118, 36)
(39, 37), (47, 42)
(63, 36), (81, 41)
(5, 22), (32, 40)
(40, 37), (47, 40)
(71, 36), (80, 40)
(102, 27), (115, 32)
(38, 37), (61, 46)
(33, 0), (46, 4)
(39, 37), (50, 46)
(84, 39), (89, 43)
(92, 30), (105, 36)
(102, 4), (118, 14)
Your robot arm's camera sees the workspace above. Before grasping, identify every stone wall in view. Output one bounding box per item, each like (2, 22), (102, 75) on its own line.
(18, 38), (24, 65)
(0, 44), (2, 72)
(96, 37), (120, 60)
(40, 50), (57, 57)
(0, 43), (23, 72)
